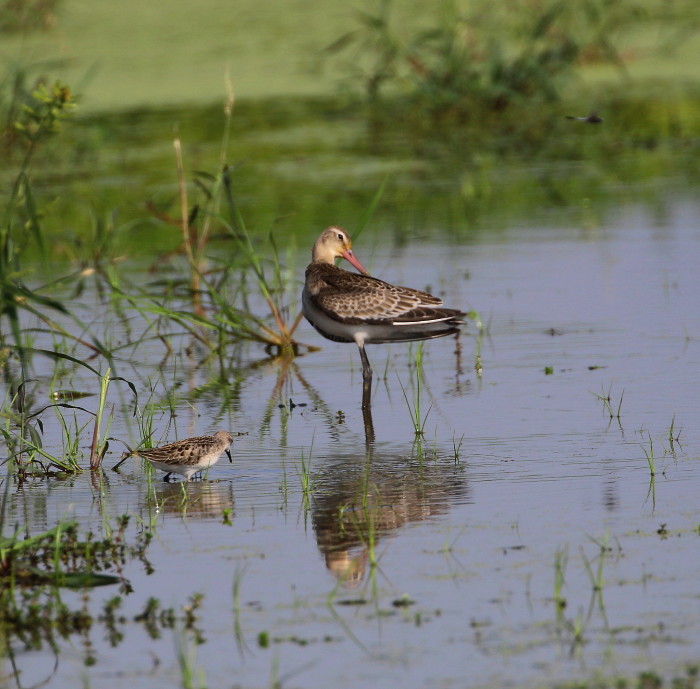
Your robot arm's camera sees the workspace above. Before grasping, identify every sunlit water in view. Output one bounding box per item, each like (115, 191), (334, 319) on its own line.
(3, 194), (700, 688)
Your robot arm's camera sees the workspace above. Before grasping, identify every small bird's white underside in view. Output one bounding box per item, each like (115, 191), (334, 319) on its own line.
(146, 455), (222, 479)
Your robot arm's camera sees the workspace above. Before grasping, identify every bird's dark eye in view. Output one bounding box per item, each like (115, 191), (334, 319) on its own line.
(337, 233), (344, 241)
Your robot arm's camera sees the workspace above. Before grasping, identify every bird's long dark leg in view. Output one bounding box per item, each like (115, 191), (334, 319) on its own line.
(362, 402), (375, 445)
(362, 377), (372, 410)
(359, 343), (373, 409)
(359, 344), (372, 379)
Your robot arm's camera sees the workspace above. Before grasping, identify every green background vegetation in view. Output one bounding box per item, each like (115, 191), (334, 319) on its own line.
(3, 0), (699, 111)
(2, 0), (699, 256)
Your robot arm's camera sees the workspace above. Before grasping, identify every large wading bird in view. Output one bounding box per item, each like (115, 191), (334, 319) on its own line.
(302, 226), (465, 407)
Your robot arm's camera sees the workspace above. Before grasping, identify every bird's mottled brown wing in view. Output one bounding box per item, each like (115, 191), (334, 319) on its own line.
(137, 435), (219, 462)
(307, 264), (444, 322)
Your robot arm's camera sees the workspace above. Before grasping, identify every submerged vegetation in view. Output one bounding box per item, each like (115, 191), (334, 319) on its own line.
(0, 522), (202, 667)
(555, 666), (699, 689)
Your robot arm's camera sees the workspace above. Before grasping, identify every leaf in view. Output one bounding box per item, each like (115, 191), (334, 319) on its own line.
(12, 347), (101, 376)
(19, 173), (45, 259)
(111, 376), (138, 412)
(57, 571), (121, 588)
(13, 568), (121, 588)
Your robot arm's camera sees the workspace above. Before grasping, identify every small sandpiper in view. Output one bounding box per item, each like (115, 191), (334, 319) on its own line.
(135, 431), (234, 482)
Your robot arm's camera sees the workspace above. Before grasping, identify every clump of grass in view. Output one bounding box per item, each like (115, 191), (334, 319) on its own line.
(328, 0), (640, 119)
(138, 85), (308, 360)
(231, 565), (250, 657)
(553, 546), (568, 612)
(582, 531), (610, 594)
(349, 501), (380, 578)
(568, 612), (586, 649)
(451, 432), (464, 463)
(0, 74), (125, 399)
(296, 448), (315, 516)
(642, 432), (656, 477)
(668, 415), (682, 450)
(591, 384), (624, 422)
(398, 343), (432, 437)
(136, 118), (390, 366)
(220, 170), (305, 354)
(88, 366), (112, 469)
(0, 352), (137, 476)
(53, 405), (90, 468)
(176, 627), (207, 689)
(0, 79), (80, 371)
(581, 532), (611, 629)
(398, 376), (431, 437)
(2, 351), (137, 476)
(466, 309), (485, 377)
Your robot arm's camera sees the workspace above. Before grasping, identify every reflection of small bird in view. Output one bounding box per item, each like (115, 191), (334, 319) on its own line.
(135, 431), (234, 482)
(565, 111), (603, 124)
(302, 227), (465, 393)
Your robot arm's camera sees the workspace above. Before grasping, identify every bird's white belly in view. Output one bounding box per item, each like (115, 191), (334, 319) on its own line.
(302, 290), (368, 344)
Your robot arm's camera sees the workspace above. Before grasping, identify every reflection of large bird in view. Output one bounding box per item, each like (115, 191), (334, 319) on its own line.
(312, 457), (470, 587)
(134, 431), (233, 482)
(302, 227), (465, 393)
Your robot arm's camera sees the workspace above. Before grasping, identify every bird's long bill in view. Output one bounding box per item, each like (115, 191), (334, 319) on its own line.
(225, 449), (233, 463)
(341, 249), (369, 275)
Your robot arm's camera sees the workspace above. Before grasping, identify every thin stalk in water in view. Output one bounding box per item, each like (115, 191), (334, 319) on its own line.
(89, 368), (111, 470)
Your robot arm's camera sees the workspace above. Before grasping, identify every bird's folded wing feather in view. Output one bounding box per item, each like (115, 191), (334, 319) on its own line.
(139, 436), (217, 461)
(310, 268), (445, 322)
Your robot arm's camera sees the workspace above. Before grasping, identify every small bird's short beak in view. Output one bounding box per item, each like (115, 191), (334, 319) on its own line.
(226, 449), (233, 463)
(341, 249), (369, 275)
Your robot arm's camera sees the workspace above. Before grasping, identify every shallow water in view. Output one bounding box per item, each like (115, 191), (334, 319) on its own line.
(3, 187), (700, 688)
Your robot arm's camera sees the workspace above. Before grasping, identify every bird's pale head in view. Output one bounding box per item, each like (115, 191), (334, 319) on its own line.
(311, 226), (368, 274)
(214, 430), (234, 445)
